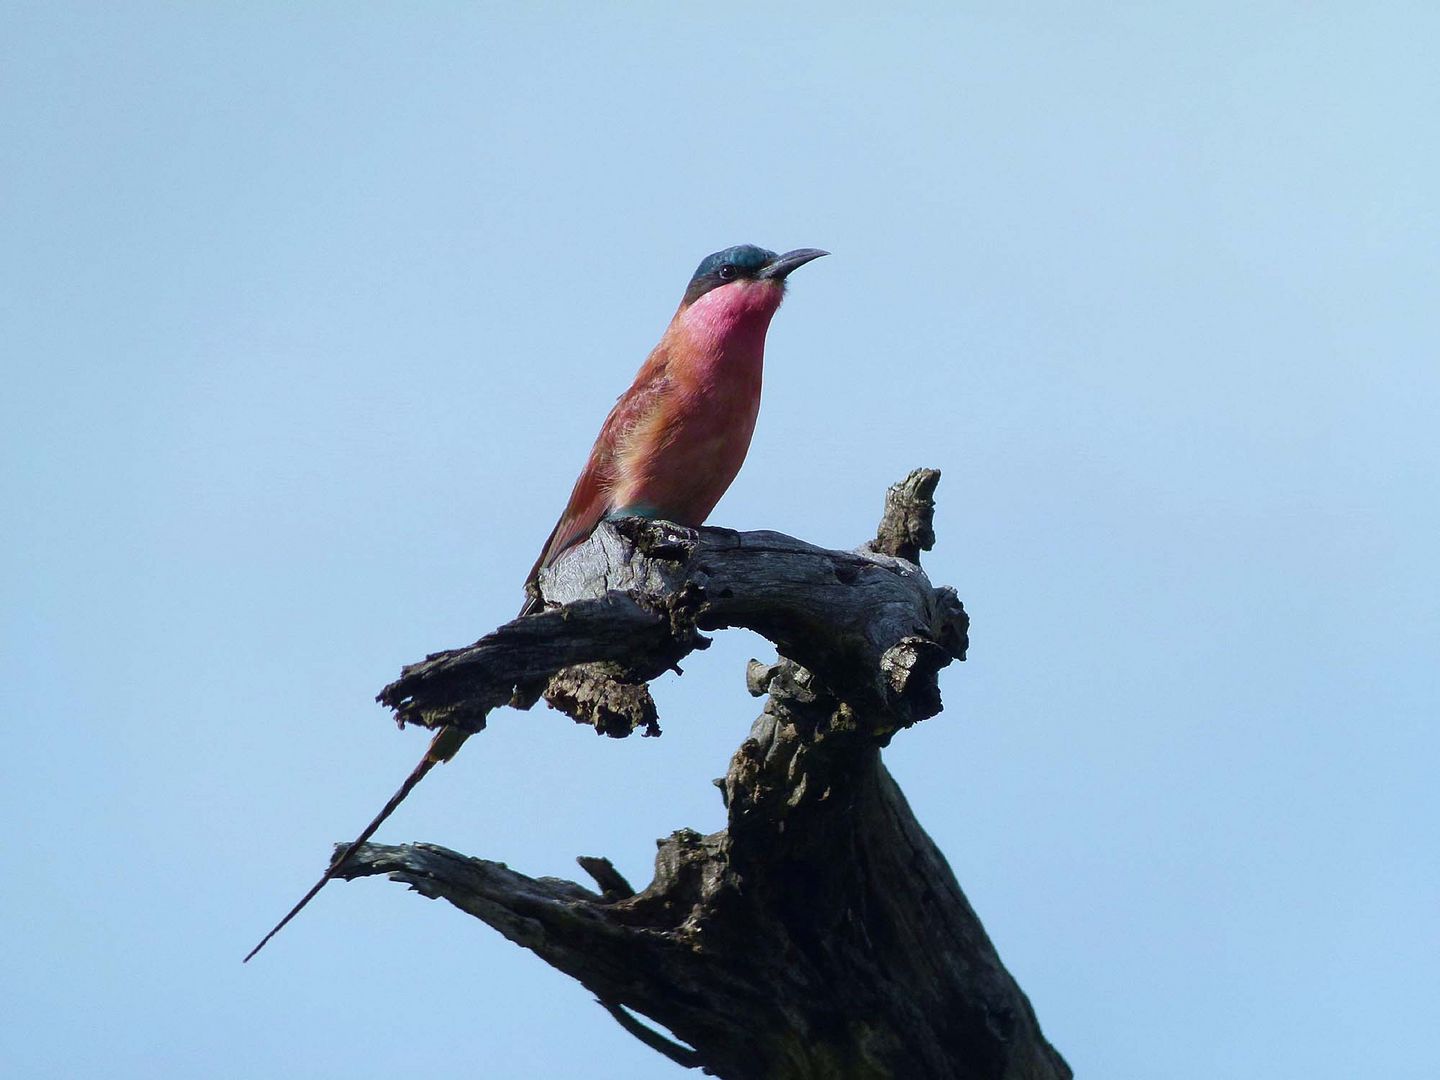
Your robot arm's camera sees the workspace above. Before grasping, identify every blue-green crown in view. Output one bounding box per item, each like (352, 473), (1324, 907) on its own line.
(683, 244), (776, 304)
(692, 245), (775, 281)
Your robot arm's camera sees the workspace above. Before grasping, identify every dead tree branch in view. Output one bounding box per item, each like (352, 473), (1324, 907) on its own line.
(346, 469), (1069, 1079)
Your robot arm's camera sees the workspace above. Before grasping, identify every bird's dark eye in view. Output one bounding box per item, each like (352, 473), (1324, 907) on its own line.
(718, 263), (737, 280)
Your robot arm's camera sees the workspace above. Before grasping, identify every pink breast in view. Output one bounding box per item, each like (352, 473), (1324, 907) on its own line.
(615, 281), (784, 523)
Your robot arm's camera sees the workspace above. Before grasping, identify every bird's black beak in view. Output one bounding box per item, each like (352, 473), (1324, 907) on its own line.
(758, 248), (829, 280)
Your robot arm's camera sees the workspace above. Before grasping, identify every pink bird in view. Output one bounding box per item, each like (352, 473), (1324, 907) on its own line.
(245, 244), (826, 962)
(521, 243), (828, 614)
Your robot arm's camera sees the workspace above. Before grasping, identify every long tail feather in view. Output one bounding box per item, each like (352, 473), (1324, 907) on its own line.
(242, 726), (470, 963)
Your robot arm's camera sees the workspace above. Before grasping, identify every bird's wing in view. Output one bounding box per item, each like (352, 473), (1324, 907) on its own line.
(521, 359), (673, 612)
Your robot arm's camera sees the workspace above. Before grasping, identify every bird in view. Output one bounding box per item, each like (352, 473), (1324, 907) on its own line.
(244, 244), (827, 963)
(519, 243), (829, 614)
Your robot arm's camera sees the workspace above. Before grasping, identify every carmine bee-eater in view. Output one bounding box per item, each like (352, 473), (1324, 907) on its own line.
(245, 244), (827, 962)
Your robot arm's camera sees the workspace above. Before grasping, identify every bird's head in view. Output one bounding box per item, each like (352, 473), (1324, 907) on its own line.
(681, 244), (829, 308)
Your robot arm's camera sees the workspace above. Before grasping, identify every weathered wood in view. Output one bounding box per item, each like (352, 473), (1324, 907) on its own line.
(351, 469), (1069, 1079)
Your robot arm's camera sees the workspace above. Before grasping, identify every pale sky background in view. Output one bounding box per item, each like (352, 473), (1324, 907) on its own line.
(3, 4), (1437, 1078)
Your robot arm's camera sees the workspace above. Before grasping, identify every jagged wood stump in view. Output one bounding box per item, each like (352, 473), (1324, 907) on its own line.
(345, 470), (1070, 1080)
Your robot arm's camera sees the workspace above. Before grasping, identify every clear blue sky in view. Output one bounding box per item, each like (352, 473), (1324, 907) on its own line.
(4, 4), (1437, 1077)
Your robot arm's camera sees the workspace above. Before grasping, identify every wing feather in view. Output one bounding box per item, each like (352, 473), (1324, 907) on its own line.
(520, 356), (673, 613)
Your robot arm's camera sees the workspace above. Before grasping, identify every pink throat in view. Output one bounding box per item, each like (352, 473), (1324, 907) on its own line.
(677, 280), (785, 360)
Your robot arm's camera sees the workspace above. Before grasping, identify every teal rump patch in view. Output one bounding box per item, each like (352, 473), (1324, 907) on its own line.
(605, 504), (665, 521)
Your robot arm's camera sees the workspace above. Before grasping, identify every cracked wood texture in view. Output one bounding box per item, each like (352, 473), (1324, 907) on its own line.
(357, 469), (1070, 1079)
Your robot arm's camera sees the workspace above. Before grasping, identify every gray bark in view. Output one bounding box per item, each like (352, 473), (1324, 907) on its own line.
(352, 469), (1070, 1079)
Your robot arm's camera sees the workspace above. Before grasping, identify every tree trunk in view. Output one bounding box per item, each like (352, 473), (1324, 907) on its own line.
(345, 470), (1069, 1079)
